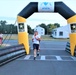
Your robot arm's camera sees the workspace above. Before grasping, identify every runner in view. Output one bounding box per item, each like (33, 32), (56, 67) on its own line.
(32, 31), (41, 60)
(36, 31), (41, 56)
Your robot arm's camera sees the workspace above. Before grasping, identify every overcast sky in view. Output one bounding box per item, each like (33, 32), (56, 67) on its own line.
(0, 0), (76, 28)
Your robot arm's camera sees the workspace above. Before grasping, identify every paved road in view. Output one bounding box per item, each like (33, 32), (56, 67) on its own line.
(3, 40), (18, 46)
(0, 40), (76, 75)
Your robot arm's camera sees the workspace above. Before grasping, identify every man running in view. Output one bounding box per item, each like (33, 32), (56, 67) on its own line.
(36, 31), (41, 56)
(32, 31), (41, 60)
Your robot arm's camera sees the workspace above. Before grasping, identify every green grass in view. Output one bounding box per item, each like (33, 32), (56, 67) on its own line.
(3, 34), (69, 41)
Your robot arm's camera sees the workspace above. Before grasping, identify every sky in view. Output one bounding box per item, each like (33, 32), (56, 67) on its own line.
(0, 0), (76, 28)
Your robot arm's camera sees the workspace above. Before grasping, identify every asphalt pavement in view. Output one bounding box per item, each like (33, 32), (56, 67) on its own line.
(0, 40), (76, 75)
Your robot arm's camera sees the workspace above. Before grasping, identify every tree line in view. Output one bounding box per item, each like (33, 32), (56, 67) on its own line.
(0, 20), (17, 34)
(28, 23), (60, 35)
(0, 20), (60, 34)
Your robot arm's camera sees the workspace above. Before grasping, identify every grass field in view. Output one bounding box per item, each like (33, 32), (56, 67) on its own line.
(3, 34), (69, 41)
(0, 34), (69, 48)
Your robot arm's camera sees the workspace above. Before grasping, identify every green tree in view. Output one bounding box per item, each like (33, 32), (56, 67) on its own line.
(27, 25), (33, 34)
(14, 26), (18, 34)
(0, 20), (7, 25)
(0, 20), (7, 33)
(0, 20), (18, 34)
(0, 26), (1, 32)
(54, 23), (60, 27)
(9, 24), (18, 34)
(47, 23), (58, 34)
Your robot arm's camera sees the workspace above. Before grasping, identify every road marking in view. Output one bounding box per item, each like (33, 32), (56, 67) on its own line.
(23, 55), (74, 61)
(40, 55), (45, 60)
(56, 56), (62, 60)
(24, 55), (31, 60)
(31, 48), (65, 50)
(71, 57), (76, 61)
(25, 54), (71, 57)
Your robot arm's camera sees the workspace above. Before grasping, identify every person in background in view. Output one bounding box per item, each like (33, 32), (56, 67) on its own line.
(32, 31), (41, 60)
(0, 32), (3, 45)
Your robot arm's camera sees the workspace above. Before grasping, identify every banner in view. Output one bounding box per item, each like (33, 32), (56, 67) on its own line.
(38, 2), (54, 12)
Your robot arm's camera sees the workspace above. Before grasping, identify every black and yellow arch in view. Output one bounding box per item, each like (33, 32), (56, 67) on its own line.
(17, 2), (76, 55)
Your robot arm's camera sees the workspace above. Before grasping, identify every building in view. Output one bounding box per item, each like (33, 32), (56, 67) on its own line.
(51, 25), (71, 38)
(34, 26), (45, 35)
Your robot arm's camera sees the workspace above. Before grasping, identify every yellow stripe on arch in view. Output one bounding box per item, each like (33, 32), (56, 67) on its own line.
(17, 16), (29, 54)
(18, 32), (29, 54)
(17, 16), (26, 23)
(69, 33), (76, 56)
(67, 15), (76, 24)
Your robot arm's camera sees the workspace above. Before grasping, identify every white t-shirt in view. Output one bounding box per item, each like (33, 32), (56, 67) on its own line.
(32, 35), (40, 44)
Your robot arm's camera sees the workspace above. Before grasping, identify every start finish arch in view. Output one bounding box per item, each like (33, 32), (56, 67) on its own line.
(17, 2), (76, 55)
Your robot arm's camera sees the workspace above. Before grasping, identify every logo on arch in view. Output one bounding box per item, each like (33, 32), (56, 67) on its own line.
(43, 2), (48, 6)
(38, 2), (54, 12)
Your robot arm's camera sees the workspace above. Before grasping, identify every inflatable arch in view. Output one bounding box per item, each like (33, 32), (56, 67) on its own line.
(17, 2), (76, 55)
